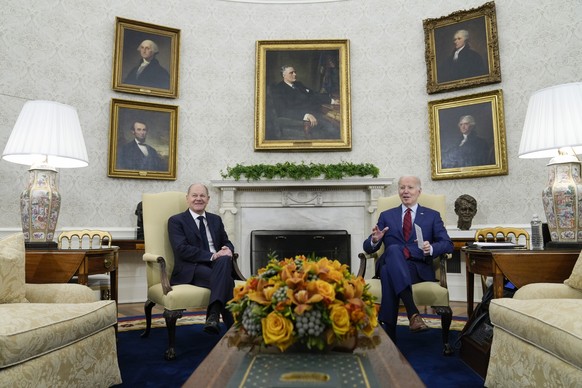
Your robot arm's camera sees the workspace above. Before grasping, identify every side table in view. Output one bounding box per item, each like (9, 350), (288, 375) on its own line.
(25, 247), (119, 305)
(463, 247), (579, 317)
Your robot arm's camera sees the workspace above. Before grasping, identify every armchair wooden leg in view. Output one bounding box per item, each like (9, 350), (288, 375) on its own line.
(141, 299), (156, 338)
(434, 305), (453, 356)
(163, 309), (184, 361)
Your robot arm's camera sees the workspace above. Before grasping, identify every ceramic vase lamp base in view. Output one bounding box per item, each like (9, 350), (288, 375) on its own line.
(542, 156), (582, 246)
(21, 164), (60, 250)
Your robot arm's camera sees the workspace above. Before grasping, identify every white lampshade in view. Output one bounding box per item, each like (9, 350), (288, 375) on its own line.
(2, 100), (88, 246)
(2, 100), (88, 168)
(518, 82), (582, 244)
(518, 82), (582, 159)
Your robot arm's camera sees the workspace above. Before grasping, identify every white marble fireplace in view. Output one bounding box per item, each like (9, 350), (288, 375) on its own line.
(211, 178), (394, 278)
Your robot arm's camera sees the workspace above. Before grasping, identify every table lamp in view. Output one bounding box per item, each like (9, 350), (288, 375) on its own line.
(2, 100), (89, 248)
(518, 82), (582, 244)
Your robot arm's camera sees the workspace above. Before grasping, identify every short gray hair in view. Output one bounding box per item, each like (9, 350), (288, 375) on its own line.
(398, 175), (422, 189)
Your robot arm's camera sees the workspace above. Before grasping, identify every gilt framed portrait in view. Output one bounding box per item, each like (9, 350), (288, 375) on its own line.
(108, 99), (178, 180)
(423, 2), (501, 94)
(112, 17), (180, 98)
(428, 89), (507, 180)
(254, 39), (351, 151)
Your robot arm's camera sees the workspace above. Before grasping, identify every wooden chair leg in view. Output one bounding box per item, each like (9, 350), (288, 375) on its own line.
(163, 309), (184, 361)
(434, 305), (453, 356)
(141, 299), (156, 338)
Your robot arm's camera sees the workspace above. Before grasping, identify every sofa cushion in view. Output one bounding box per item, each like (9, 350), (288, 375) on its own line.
(0, 300), (117, 368)
(490, 298), (582, 371)
(564, 250), (582, 291)
(0, 233), (28, 304)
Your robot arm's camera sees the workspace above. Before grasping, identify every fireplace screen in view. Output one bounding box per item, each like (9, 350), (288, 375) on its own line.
(250, 230), (351, 274)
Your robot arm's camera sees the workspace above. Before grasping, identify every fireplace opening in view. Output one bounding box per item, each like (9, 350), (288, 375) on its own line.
(250, 230), (351, 274)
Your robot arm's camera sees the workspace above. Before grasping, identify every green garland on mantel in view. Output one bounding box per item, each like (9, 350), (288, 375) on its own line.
(220, 162), (380, 181)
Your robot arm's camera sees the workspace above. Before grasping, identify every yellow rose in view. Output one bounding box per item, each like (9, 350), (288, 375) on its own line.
(329, 303), (351, 336)
(310, 279), (335, 303)
(261, 312), (295, 351)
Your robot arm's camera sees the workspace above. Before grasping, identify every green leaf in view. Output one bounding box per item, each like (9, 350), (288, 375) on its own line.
(220, 162), (379, 181)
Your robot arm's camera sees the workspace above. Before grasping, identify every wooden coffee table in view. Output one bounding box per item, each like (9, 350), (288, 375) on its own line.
(183, 327), (424, 387)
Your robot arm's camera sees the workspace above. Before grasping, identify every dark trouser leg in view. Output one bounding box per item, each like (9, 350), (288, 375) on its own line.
(378, 245), (415, 341)
(399, 286), (419, 319)
(193, 256), (235, 309)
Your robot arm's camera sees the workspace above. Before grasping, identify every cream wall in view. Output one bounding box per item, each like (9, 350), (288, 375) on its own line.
(1, 0), (581, 236)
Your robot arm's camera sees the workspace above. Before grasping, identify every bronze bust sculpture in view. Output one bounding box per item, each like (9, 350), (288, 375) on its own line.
(454, 194), (477, 230)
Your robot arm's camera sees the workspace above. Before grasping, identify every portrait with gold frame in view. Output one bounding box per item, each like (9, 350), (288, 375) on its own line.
(428, 89), (507, 180)
(108, 99), (178, 180)
(254, 39), (351, 151)
(423, 2), (500, 94)
(112, 17), (180, 98)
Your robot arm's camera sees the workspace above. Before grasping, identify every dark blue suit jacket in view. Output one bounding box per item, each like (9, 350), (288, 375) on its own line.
(168, 210), (234, 285)
(363, 205), (453, 281)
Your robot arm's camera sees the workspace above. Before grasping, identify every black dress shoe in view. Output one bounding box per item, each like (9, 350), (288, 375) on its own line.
(204, 312), (220, 335)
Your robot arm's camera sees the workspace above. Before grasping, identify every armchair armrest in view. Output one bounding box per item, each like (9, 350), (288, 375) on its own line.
(25, 283), (98, 303)
(232, 253), (246, 281)
(143, 252), (246, 297)
(143, 253), (173, 295)
(438, 254), (451, 288)
(357, 251), (451, 288)
(357, 252), (379, 278)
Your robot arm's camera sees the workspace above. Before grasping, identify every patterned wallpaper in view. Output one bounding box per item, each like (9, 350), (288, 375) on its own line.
(0, 0), (581, 236)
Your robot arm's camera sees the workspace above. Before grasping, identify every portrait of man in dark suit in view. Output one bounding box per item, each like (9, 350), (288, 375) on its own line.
(434, 17), (489, 84)
(109, 98), (177, 180)
(112, 18), (179, 98)
(264, 50), (342, 141)
(423, 2), (500, 94)
(116, 120), (166, 171)
(123, 39), (170, 90)
(438, 102), (495, 170)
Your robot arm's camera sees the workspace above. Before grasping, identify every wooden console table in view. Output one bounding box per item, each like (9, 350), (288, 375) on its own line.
(114, 239), (144, 253)
(25, 247), (119, 305)
(463, 247), (579, 317)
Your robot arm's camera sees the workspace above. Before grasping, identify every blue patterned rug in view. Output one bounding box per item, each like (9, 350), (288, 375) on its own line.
(114, 313), (483, 387)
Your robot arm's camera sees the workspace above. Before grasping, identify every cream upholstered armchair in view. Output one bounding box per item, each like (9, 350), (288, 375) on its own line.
(358, 193), (453, 355)
(141, 191), (245, 360)
(0, 233), (121, 386)
(485, 251), (582, 386)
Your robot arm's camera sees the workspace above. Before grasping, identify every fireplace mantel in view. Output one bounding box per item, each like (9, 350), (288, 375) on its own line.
(212, 177), (393, 190)
(210, 177), (394, 277)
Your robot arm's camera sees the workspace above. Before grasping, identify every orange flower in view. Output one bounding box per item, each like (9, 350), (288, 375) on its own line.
(290, 288), (323, 315)
(248, 278), (276, 306)
(282, 265), (306, 289)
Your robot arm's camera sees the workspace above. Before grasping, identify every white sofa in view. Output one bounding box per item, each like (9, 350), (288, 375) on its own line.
(485, 251), (582, 387)
(0, 233), (122, 387)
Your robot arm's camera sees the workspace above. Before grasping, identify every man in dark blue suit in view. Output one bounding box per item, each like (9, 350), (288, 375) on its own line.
(363, 176), (453, 341)
(168, 183), (235, 334)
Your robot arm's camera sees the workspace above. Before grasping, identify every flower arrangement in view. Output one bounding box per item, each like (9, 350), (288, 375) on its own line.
(226, 255), (378, 352)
